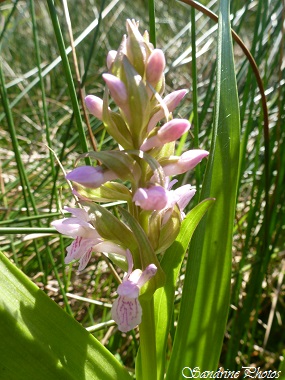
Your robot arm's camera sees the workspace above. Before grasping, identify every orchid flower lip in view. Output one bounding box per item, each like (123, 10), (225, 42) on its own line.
(111, 248), (157, 332)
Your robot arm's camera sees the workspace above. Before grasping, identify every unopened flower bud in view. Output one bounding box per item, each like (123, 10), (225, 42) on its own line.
(85, 95), (104, 120)
(140, 119), (190, 151)
(102, 73), (128, 107)
(163, 149), (209, 176)
(106, 50), (117, 70)
(147, 89), (188, 132)
(66, 166), (118, 188)
(133, 186), (168, 210)
(146, 49), (165, 85)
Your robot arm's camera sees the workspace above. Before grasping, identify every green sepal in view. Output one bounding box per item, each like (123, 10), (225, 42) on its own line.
(156, 205), (181, 254)
(122, 57), (151, 147)
(74, 181), (131, 203)
(145, 206), (181, 255)
(144, 210), (162, 252)
(102, 89), (134, 149)
(125, 19), (150, 77)
(110, 35), (127, 78)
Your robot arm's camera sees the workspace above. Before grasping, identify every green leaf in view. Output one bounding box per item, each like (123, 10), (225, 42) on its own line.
(153, 199), (215, 380)
(166, 0), (240, 375)
(0, 251), (132, 380)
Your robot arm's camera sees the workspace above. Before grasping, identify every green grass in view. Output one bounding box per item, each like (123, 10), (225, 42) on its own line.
(1, 0), (285, 372)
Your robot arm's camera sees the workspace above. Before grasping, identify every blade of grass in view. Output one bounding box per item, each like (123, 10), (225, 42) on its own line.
(46, 0), (90, 158)
(190, 6), (201, 201)
(148, 0), (156, 47)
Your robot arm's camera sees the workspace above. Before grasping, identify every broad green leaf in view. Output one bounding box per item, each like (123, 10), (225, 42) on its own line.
(166, 0), (240, 376)
(154, 199), (215, 380)
(0, 251), (132, 380)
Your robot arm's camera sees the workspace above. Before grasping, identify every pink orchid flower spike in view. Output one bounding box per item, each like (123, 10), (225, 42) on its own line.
(111, 250), (157, 332)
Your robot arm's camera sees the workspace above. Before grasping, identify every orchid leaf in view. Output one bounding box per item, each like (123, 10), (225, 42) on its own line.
(0, 251), (132, 380)
(154, 198), (215, 380)
(166, 0), (240, 376)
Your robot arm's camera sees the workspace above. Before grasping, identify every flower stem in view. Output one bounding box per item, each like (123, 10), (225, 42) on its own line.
(136, 297), (157, 380)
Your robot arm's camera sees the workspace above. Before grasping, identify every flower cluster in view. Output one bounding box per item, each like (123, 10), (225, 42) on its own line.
(52, 20), (208, 332)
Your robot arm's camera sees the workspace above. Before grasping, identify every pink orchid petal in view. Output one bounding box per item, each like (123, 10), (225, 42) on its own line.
(147, 89), (188, 132)
(136, 264), (157, 288)
(133, 186), (168, 210)
(141, 119), (190, 151)
(111, 296), (142, 332)
(65, 237), (97, 262)
(78, 248), (93, 271)
(63, 206), (90, 222)
(102, 73), (128, 105)
(85, 95), (104, 120)
(163, 149), (209, 176)
(146, 49), (165, 85)
(66, 166), (117, 189)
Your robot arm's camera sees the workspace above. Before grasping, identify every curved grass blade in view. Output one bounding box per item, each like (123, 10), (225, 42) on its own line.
(166, 0), (240, 375)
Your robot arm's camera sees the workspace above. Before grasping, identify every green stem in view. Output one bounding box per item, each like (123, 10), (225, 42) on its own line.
(148, 0), (156, 47)
(46, 0), (90, 162)
(190, 6), (201, 200)
(137, 297), (157, 380)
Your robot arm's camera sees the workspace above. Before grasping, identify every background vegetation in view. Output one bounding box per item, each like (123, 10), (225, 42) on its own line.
(1, 0), (284, 372)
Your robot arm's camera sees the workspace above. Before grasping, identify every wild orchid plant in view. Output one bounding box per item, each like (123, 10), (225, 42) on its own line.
(0, 0), (242, 376)
(52, 19), (208, 335)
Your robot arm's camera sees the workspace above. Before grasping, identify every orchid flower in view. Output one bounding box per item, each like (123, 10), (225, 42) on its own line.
(111, 250), (157, 332)
(164, 179), (196, 222)
(52, 207), (126, 271)
(133, 185), (169, 210)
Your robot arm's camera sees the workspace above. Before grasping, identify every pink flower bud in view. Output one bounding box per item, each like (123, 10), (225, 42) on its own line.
(140, 119), (190, 151)
(147, 89), (188, 132)
(102, 73), (128, 107)
(85, 95), (104, 120)
(146, 49), (165, 85)
(133, 186), (168, 210)
(163, 149), (209, 176)
(66, 166), (117, 188)
(106, 50), (117, 70)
